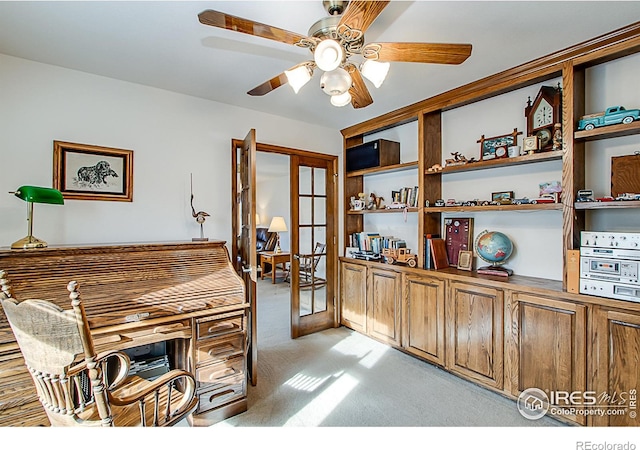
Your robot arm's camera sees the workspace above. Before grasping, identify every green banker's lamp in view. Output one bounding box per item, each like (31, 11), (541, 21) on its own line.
(10, 186), (64, 249)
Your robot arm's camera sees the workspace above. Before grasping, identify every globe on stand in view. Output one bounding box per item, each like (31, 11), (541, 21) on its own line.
(474, 230), (514, 276)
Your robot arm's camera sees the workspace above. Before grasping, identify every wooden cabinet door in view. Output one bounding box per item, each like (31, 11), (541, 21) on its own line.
(506, 292), (587, 425)
(368, 268), (401, 346)
(403, 273), (446, 366)
(340, 262), (367, 333)
(590, 306), (640, 427)
(447, 282), (503, 389)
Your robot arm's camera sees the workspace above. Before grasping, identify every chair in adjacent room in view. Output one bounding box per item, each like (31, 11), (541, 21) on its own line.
(0, 270), (198, 427)
(297, 242), (326, 289)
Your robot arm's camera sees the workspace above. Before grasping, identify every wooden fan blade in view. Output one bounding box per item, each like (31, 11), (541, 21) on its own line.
(338, 1), (389, 35)
(247, 73), (288, 96)
(198, 10), (308, 46)
(364, 42), (472, 64)
(346, 65), (373, 109)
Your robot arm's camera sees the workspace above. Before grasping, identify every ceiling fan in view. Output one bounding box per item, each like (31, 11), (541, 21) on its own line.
(198, 1), (472, 109)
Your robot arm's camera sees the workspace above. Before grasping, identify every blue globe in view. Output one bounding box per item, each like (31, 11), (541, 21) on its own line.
(474, 230), (513, 266)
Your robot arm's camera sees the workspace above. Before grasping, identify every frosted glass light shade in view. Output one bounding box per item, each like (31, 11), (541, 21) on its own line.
(285, 65), (312, 93)
(330, 91), (352, 107)
(320, 68), (352, 96)
(361, 59), (390, 88)
(314, 39), (344, 72)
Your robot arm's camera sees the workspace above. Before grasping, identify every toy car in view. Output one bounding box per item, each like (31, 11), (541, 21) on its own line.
(576, 189), (595, 202)
(445, 199), (462, 207)
(434, 199), (445, 207)
(596, 196), (614, 202)
(512, 197), (531, 205)
(463, 200), (478, 206)
(531, 194), (557, 204)
(382, 248), (417, 268)
(495, 198), (512, 205)
(615, 193), (640, 201)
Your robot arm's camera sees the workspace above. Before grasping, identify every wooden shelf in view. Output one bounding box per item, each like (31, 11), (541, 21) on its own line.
(347, 207), (420, 215)
(574, 120), (640, 141)
(425, 203), (562, 213)
(346, 161), (418, 177)
(424, 150), (563, 175)
(574, 200), (640, 210)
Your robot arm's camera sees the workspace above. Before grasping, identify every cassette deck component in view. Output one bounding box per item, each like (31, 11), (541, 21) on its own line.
(580, 231), (640, 304)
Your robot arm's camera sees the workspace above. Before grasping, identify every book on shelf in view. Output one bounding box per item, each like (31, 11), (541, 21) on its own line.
(430, 238), (449, 270)
(423, 233), (440, 269)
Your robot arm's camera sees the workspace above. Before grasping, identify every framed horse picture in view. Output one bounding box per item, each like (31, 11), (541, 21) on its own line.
(53, 141), (133, 201)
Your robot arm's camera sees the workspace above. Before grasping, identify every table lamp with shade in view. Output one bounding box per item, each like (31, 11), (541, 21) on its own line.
(9, 186), (64, 249)
(268, 216), (287, 254)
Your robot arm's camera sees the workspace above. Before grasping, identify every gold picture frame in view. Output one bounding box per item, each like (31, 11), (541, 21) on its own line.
(53, 141), (133, 202)
(457, 250), (473, 271)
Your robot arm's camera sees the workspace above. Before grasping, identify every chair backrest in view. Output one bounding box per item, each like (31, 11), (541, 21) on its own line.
(312, 242), (326, 268)
(0, 270), (113, 426)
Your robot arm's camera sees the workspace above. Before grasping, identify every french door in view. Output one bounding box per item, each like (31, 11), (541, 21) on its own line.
(290, 154), (338, 338)
(235, 129), (258, 386)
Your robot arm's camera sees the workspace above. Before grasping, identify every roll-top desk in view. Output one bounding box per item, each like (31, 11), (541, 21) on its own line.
(0, 241), (248, 427)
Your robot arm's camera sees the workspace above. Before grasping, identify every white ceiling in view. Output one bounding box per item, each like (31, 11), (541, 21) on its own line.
(1, 1), (640, 131)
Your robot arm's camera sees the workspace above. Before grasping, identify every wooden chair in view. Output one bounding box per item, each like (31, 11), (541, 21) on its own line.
(0, 270), (198, 427)
(297, 242), (326, 288)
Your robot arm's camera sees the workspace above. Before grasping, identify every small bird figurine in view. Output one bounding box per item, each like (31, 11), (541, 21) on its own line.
(190, 174), (210, 241)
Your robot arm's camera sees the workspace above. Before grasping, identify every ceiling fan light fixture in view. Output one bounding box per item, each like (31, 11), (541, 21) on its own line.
(360, 59), (390, 88)
(285, 65), (312, 94)
(320, 68), (352, 96)
(330, 91), (352, 107)
(314, 39), (344, 72)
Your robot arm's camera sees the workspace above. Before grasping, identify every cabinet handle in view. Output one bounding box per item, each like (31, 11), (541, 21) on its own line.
(153, 323), (188, 334)
(207, 323), (236, 334)
(208, 368), (237, 380)
(208, 344), (236, 358)
(208, 389), (235, 402)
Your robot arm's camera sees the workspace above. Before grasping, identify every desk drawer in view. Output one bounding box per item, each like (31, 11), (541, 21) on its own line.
(195, 333), (245, 366)
(196, 355), (244, 390)
(196, 378), (245, 414)
(92, 319), (192, 352)
(196, 313), (244, 341)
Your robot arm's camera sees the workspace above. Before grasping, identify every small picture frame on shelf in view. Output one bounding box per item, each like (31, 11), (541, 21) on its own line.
(492, 191), (514, 202)
(477, 128), (523, 161)
(457, 250), (473, 271)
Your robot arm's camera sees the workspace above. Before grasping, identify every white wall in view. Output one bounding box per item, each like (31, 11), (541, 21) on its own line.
(0, 54), (342, 251)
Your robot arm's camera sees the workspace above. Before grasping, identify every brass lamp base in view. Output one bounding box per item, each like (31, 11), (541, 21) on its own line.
(11, 235), (48, 249)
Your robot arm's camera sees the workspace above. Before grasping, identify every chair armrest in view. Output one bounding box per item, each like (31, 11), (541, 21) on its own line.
(68, 349), (131, 390)
(109, 369), (198, 423)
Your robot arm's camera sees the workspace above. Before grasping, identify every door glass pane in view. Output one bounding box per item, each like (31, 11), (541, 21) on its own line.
(299, 196), (312, 226)
(299, 166), (312, 195)
(314, 197), (326, 225)
(314, 167), (326, 195)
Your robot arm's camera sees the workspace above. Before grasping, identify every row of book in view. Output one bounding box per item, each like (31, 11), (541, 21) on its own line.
(424, 234), (449, 270)
(391, 186), (419, 208)
(349, 232), (407, 254)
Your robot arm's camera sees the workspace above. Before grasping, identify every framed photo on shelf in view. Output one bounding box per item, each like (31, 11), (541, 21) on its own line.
(491, 191), (514, 202)
(457, 250), (473, 271)
(477, 128), (523, 161)
(53, 141), (133, 202)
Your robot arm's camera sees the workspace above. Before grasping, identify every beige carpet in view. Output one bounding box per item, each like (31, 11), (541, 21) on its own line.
(211, 278), (564, 428)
